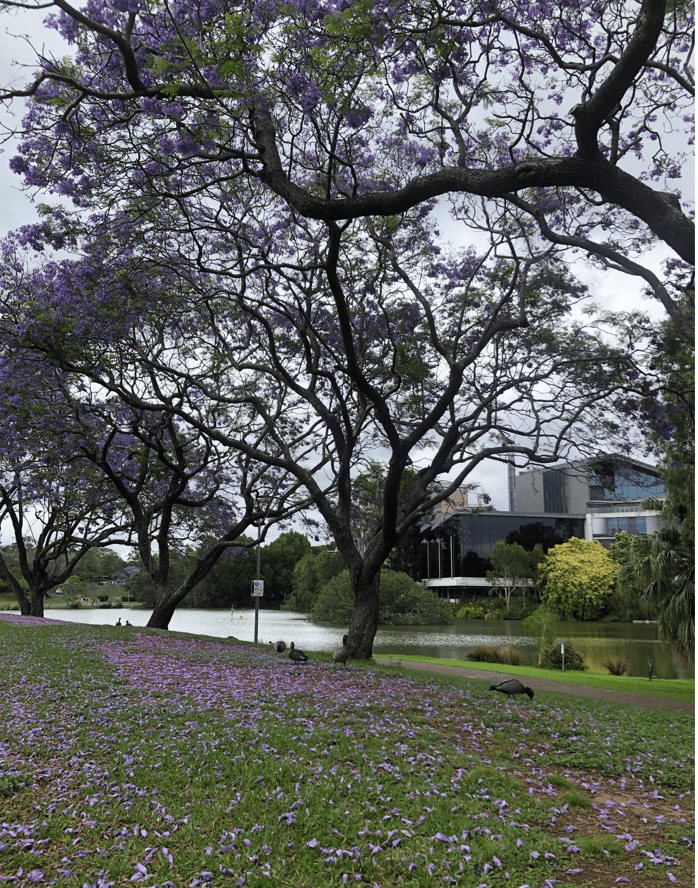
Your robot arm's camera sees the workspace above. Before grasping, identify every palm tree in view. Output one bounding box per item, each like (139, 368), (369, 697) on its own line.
(620, 500), (694, 659)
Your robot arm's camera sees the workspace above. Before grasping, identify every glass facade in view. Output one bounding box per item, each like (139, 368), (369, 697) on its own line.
(543, 470), (567, 512)
(605, 516), (647, 535)
(588, 462), (665, 502)
(420, 512), (585, 580)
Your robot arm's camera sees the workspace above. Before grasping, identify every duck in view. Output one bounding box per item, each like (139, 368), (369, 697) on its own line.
(288, 641), (309, 663)
(332, 634), (351, 668)
(489, 678), (534, 701)
(115, 617), (122, 626)
(270, 640), (287, 653)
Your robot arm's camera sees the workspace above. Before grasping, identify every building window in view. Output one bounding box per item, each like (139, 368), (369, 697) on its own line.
(543, 470), (567, 513)
(589, 463), (666, 502)
(606, 516), (647, 536)
(420, 513), (585, 579)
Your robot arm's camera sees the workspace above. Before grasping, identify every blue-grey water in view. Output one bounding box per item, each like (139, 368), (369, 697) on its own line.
(45, 606), (693, 680)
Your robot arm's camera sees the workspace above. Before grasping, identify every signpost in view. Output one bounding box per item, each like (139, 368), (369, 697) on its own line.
(561, 639), (565, 672)
(253, 522), (263, 643)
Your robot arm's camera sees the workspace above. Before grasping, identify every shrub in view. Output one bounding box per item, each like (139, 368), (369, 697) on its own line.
(541, 640), (586, 671)
(456, 604), (486, 619)
(466, 644), (525, 666)
(497, 645), (525, 666)
(484, 609), (504, 620)
(502, 598), (535, 621)
(604, 656), (629, 676)
(467, 644), (500, 662)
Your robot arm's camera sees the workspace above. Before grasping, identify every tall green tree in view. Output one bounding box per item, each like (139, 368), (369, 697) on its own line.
(486, 541), (543, 612)
(618, 302), (695, 655)
(539, 538), (618, 621)
(289, 549), (346, 614)
(258, 532), (312, 607)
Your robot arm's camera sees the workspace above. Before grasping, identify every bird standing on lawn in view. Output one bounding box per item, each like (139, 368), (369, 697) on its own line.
(489, 679), (534, 701)
(270, 640), (287, 653)
(332, 634), (351, 668)
(288, 642), (309, 662)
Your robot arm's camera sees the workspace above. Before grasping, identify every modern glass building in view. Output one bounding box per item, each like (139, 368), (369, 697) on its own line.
(420, 511), (585, 598)
(513, 454), (666, 548)
(419, 454), (665, 601)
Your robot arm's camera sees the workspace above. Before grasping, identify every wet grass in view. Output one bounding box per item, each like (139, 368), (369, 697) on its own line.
(375, 654), (695, 701)
(0, 615), (693, 887)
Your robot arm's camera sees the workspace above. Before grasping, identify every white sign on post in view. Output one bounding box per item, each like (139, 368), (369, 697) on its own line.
(252, 580), (264, 597)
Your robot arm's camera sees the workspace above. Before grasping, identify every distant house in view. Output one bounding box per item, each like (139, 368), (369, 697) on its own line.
(420, 454), (666, 602)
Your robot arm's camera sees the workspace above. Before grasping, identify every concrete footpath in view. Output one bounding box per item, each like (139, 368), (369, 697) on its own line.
(373, 658), (695, 714)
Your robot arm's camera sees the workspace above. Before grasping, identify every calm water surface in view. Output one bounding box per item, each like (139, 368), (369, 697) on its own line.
(46, 606), (693, 680)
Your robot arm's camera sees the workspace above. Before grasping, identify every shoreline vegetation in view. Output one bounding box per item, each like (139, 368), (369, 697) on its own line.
(0, 615), (693, 888)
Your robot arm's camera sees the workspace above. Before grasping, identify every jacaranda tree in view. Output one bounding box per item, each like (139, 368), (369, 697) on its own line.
(0, 300), (312, 626)
(1, 0), (692, 321)
(0, 0), (693, 653)
(0, 352), (129, 616)
(1, 209), (645, 653)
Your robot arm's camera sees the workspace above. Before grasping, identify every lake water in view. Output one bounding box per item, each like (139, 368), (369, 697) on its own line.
(45, 606), (693, 680)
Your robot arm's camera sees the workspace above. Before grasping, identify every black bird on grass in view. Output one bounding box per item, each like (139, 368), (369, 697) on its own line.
(288, 641), (309, 663)
(489, 678), (534, 701)
(332, 634), (351, 668)
(270, 640), (287, 653)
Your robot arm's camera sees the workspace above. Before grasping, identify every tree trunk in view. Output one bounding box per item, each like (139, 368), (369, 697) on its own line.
(347, 572), (380, 659)
(0, 563), (31, 615)
(29, 590), (45, 618)
(14, 587), (30, 616)
(146, 588), (178, 629)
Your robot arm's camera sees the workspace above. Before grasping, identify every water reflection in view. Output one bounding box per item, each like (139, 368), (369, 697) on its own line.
(45, 607), (693, 680)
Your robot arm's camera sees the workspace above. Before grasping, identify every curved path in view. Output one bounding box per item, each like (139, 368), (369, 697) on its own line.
(374, 658), (694, 713)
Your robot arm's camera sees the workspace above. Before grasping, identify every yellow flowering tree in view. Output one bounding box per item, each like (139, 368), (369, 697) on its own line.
(539, 538), (619, 621)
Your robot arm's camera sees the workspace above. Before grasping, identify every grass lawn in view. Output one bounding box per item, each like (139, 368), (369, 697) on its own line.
(0, 615), (693, 888)
(374, 654), (695, 702)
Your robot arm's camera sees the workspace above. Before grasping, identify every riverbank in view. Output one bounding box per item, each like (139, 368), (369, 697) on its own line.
(374, 653), (695, 703)
(0, 617), (693, 887)
(374, 658), (695, 713)
(3, 602), (690, 679)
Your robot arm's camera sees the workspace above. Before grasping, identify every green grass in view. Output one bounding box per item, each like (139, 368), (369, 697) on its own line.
(0, 618), (693, 887)
(375, 653), (695, 701)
